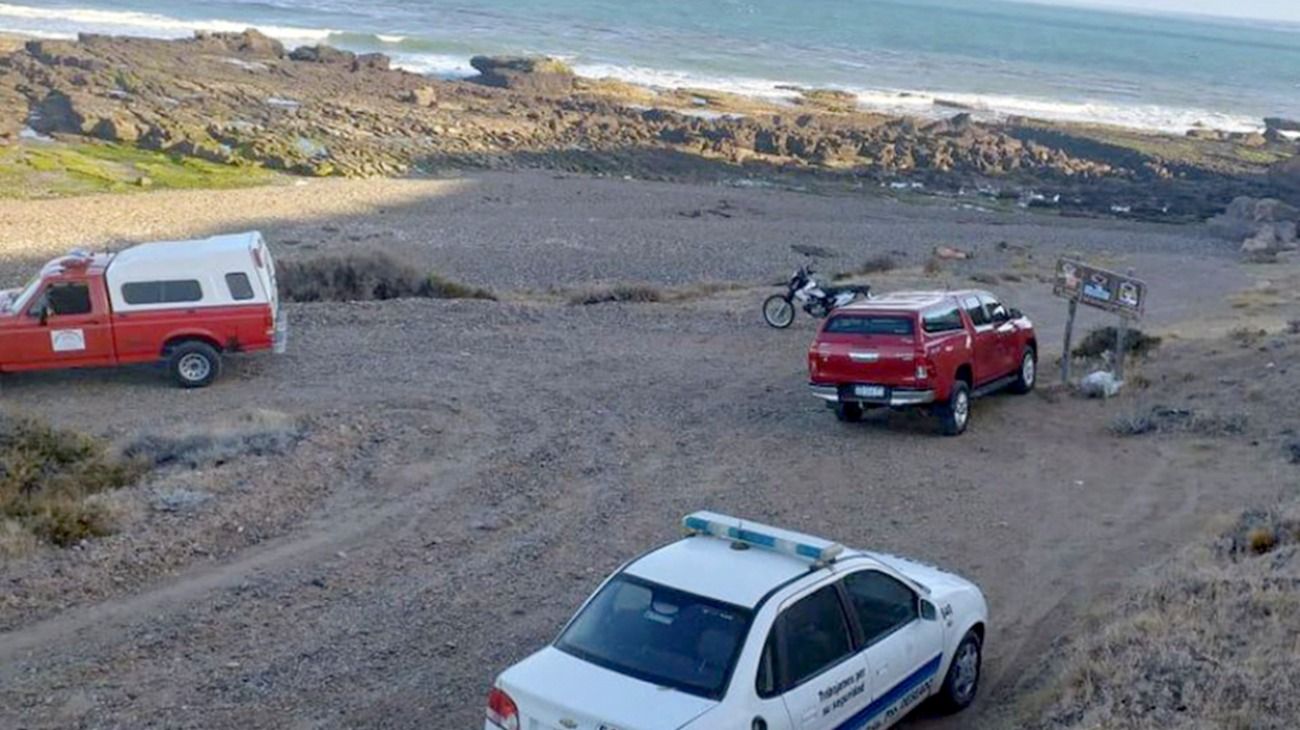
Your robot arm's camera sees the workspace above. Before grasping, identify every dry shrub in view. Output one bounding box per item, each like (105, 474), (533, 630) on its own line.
(1072, 326), (1161, 359)
(1287, 319), (1300, 335)
(1026, 506), (1300, 729)
(922, 255), (945, 276)
(969, 271), (1000, 285)
(858, 254), (897, 275)
(278, 252), (495, 302)
(1110, 405), (1246, 437)
(124, 409), (302, 469)
(1228, 326), (1268, 348)
(0, 414), (145, 547)
(568, 284), (663, 306)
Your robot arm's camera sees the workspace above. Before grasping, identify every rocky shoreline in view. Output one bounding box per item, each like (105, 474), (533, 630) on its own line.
(1, 30), (1298, 221)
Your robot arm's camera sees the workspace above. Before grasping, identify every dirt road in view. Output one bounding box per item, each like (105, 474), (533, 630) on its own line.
(0, 175), (1289, 729)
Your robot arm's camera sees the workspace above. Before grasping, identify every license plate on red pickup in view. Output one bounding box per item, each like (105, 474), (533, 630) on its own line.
(854, 385), (886, 399)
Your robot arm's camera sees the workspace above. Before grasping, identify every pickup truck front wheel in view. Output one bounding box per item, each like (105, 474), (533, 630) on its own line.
(1009, 348), (1036, 394)
(938, 382), (970, 436)
(168, 341), (222, 388)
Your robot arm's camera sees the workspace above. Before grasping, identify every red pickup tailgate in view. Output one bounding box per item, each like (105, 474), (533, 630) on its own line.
(809, 312), (923, 386)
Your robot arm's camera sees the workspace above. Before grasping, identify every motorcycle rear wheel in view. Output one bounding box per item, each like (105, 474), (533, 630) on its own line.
(763, 295), (795, 328)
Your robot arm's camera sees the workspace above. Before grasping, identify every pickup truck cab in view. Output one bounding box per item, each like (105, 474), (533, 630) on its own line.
(0, 231), (284, 388)
(808, 290), (1036, 435)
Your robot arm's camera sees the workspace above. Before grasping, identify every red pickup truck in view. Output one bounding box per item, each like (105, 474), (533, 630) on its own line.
(808, 290), (1036, 435)
(0, 232), (284, 388)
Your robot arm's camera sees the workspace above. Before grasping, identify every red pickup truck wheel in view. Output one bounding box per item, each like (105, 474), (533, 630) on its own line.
(834, 402), (864, 423)
(938, 381), (970, 436)
(168, 341), (222, 388)
(1009, 348), (1037, 394)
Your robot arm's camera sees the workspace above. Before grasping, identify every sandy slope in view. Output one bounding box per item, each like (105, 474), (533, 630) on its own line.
(0, 174), (1293, 729)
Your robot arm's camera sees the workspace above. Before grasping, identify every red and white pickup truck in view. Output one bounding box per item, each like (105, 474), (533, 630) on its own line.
(808, 290), (1037, 435)
(0, 232), (284, 388)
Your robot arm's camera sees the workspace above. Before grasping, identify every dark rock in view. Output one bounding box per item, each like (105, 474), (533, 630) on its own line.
(1265, 117), (1300, 133)
(289, 45), (355, 65)
(351, 53), (390, 72)
(1270, 155), (1300, 196)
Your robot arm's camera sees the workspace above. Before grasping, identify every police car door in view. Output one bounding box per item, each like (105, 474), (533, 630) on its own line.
(840, 570), (946, 728)
(761, 583), (869, 729)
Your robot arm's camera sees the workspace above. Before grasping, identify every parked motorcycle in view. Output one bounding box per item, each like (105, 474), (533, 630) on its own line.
(763, 265), (871, 328)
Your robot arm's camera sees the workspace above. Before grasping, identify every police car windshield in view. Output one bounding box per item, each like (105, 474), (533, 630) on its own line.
(556, 575), (753, 700)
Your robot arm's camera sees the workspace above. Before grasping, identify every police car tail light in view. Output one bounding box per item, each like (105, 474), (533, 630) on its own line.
(486, 687), (519, 730)
(682, 511), (845, 566)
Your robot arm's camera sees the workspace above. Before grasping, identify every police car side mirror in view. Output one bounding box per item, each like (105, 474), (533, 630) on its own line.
(920, 599), (938, 621)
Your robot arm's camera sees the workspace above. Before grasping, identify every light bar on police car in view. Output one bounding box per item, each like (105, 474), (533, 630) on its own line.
(682, 511), (845, 565)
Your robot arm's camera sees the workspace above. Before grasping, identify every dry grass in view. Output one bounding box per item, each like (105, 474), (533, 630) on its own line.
(568, 284), (663, 305)
(1110, 405), (1247, 437)
(123, 410), (302, 469)
(1025, 505), (1300, 729)
(277, 252), (495, 302)
(0, 413), (145, 549)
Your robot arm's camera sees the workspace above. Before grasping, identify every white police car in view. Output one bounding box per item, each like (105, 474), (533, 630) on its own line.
(485, 512), (988, 730)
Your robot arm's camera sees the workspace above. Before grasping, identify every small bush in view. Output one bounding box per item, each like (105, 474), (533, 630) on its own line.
(922, 255), (944, 276)
(568, 284), (663, 306)
(124, 410), (302, 469)
(1287, 319), (1299, 336)
(1072, 326), (1162, 359)
(277, 252), (495, 303)
(1228, 326), (1267, 347)
(0, 414), (145, 547)
(969, 271), (1000, 285)
(858, 254), (897, 275)
(1246, 527), (1277, 555)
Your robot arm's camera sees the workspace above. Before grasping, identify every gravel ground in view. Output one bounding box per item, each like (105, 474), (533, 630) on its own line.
(0, 172), (1231, 292)
(0, 175), (1288, 730)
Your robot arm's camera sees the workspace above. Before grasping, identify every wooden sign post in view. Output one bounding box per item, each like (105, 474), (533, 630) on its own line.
(1053, 258), (1147, 385)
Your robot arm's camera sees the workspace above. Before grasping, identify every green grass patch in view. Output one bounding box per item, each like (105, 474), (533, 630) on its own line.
(0, 413), (146, 551)
(0, 140), (279, 199)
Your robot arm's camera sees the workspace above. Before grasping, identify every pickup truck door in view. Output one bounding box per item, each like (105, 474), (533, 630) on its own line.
(960, 296), (1001, 385)
(980, 294), (1020, 378)
(0, 279), (115, 370)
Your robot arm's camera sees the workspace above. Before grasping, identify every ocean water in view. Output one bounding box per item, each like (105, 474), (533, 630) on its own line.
(2, 0), (1298, 133)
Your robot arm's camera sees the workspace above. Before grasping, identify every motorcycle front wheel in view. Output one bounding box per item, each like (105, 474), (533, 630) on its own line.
(763, 295), (796, 329)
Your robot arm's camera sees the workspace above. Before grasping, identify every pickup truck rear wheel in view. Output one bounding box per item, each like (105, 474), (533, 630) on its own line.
(1009, 348), (1037, 394)
(938, 382), (970, 436)
(168, 341), (222, 388)
(834, 402), (863, 423)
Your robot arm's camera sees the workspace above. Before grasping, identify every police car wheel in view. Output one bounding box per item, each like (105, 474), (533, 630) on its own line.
(834, 402), (863, 422)
(936, 630), (982, 713)
(168, 341), (222, 388)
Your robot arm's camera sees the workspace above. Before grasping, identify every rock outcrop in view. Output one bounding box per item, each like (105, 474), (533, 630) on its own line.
(0, 33), (1289, 216)
(468, 55), (575, 93)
